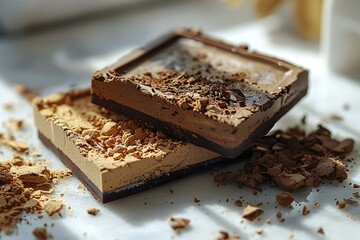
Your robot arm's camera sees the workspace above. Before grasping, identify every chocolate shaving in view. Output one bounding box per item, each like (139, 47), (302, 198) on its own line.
(236, 125), (354, 191)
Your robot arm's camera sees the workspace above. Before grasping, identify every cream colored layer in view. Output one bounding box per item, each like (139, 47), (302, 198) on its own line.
(93, 77), (307, 149)
(34, 106), (103, 190)
(34, 94), (219, 192)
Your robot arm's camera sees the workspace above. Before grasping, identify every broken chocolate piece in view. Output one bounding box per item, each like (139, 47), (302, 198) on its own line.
(236, 125), (353, 191)
(276, 192), (295, 206)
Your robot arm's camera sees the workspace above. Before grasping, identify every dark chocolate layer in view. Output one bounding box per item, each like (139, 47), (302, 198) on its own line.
(39, 131), (247, 203)
(92, 88), (307, 158)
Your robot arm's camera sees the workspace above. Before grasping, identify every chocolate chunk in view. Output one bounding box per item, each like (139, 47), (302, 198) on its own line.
(236, 125), (354, 191)
(276, 192), (295, 206)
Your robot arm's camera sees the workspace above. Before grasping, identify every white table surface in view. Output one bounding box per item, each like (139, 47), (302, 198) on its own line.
(1, 1), (360, 239)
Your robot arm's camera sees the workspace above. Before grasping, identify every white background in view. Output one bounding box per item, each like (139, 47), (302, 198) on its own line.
(1, 0), (359, 239)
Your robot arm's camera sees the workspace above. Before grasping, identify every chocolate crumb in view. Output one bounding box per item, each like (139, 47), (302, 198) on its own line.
(169, 217), (190, 231)
(236, 125), (353, 192)
(234, 199), (243, 207)
(87, 208), (101, 216)
(337, 201), (346, 209)
(353, 184), (360, 188)
(33, 227), (52, 240)
(218, 231), (241, 240)
(317, 227), (324, 235)
(193, 197), (201, 204)
(302, 206), (310, 216)
(276, 192), (294, 206)
(353, 192), (360, 198)
(242, 205), (263, 221)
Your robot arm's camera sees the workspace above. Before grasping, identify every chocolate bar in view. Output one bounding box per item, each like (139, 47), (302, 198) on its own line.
(33, 89), (242, 203)
(91, 29), (308, 158)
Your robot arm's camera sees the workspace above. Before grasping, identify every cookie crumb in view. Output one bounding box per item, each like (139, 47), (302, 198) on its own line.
(302, 206), (310, 216)
(43, 199), (63, 216)
(169, 217), (190, 231)
(242, 205), (263, 221)
(317, 227), (324, 235)
(33, 227), (52, 240)
(87, 208), (101, 216)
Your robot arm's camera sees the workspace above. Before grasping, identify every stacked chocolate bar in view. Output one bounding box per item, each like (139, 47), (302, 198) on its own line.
(34, 29), (308, 203)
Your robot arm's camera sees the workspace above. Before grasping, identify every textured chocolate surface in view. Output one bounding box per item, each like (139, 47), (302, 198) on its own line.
(92, 29), (308, 157)
(34, 90), (244, 203)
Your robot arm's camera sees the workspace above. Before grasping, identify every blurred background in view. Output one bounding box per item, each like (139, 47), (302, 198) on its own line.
(0, 0), (358, 95)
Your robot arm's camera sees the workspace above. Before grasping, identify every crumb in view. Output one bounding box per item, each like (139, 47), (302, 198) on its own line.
(13, 84), (37, 102)
(87, 208), (100, 216)
(353, 192), (360, 198)
(214, 171), (232, 185)
(242, 205), (263, 221)
(3, 103), (14, 111)
(353, 184), (360, 188)
(33, 227), (52, 240)
(6, 119), (24, 131)
(218, 231), (241, 240)
(193, 197), (201, 204)
(43, 199), (63, 216)
(317, 227), (324, 235)
(301, 115), (306, 125)
(329, 113), (343, 121)
(276, 192), (294, 206)
(337, 201), (346, 209)
(302, 206), (310, 216)
(314, 202), (321, 207)
(218, 231), (229, 240)
(255, 229), (263, 235)
(234, 199), (243, 207)
(169, 217), (190, 231)
(236, 125), (353, 192)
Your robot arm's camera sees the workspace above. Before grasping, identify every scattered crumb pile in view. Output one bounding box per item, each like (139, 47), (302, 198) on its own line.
(236, 125), (355, 191)
(0, 155), (72, 234)
(169, 217), (190, 232)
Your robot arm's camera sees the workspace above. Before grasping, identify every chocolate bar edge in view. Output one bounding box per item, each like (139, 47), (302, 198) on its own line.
(91, 87), (307, 158)
(38, 132), (245, 203)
